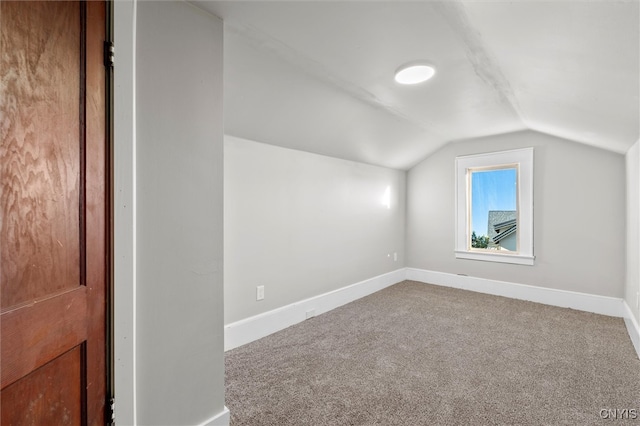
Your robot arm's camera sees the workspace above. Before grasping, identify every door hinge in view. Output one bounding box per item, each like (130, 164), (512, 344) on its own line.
(106, 396), (115, 424)
(104, 41), (114, 68)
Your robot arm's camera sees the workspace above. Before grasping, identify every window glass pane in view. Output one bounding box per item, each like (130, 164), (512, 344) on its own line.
(470, 167), (517, 251)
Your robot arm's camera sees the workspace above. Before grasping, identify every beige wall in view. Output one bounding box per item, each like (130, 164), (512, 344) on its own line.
(224, 136), (406, 324)
(406, 130), (625, 298)
(117, 1), (226, 424)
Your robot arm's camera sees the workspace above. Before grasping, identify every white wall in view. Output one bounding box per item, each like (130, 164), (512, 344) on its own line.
(115, 1), (226, 424)
(626, 140), (640, 322)
(224, 136), (405, 324)
(113, 0), (136, 423)
(406, 130), (626, 298)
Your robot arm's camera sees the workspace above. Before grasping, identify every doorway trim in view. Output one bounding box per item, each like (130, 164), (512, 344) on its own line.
(113, 0), (137, 424)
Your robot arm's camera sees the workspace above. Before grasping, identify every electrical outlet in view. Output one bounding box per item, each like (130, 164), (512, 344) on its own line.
(256, 285), (264, 301)
(393, 252), (398, 262)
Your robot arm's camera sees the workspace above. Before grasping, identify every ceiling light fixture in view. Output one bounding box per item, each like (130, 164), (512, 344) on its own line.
(394, 63), (436, 85)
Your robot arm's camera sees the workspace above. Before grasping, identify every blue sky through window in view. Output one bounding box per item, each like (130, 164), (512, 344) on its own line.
(471, 168), (517, 236)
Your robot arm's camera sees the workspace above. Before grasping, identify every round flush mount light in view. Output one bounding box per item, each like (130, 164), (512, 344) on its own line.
(394, 63), (436, 85)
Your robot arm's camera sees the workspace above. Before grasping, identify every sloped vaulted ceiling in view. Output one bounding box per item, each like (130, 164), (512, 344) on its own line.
(194, 1), (639, 170)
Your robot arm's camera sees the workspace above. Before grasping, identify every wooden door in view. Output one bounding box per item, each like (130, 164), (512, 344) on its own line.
(1, 1), (108, 424)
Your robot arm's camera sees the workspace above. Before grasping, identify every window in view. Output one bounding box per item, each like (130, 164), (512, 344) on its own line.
(455, 148), (534, 265)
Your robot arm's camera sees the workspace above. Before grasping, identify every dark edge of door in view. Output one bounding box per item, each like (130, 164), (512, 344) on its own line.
(105, 1), (115, 425)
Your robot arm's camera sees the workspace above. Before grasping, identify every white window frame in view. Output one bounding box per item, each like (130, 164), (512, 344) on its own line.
(455, 147), (534, 265)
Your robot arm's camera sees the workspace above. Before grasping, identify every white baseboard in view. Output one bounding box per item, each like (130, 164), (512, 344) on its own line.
(224, 269), (406, 351)
(622, 301), (640, 359)
(225, 266), (637, 358)
(405, 268), (626, 318)
(198, 406), (230, 426)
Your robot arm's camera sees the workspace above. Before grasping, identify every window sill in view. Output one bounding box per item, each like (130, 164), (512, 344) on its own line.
(455, 250), (535, 266)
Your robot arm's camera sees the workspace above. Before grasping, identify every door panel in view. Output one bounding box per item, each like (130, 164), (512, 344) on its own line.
(0, 0), (81, 309)
(0, 1), (107, 425)
(1, 288), (87, 389)
(1, 346), (84, 426)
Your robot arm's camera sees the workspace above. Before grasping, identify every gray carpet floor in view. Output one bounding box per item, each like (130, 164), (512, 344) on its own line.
(225, 281), (640, 425)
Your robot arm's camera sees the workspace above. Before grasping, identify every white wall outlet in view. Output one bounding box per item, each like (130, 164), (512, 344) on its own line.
(256, 285), (265, 301)
(393, 252), (398, 262)
(306, 309), (316, 319)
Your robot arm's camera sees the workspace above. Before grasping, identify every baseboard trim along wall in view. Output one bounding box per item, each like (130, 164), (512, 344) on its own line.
(224, 269), (406, 351)
(622, 302), (640, 359)
(406, 268), (626, 317)
(198, 406), (230, 426)
(407, 268), (638, 359)
(225, 267), (638, 359)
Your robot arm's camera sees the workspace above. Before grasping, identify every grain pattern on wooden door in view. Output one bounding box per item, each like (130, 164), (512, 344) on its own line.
(0, 1), (108, 424)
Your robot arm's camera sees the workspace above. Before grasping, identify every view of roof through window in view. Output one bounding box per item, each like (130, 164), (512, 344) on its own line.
(470, 167), (517, 250)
